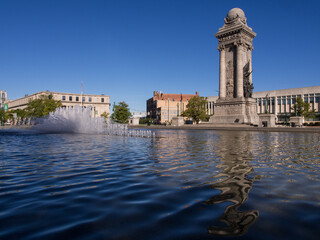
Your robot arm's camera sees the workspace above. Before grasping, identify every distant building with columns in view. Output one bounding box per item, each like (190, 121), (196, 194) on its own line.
(146, 91), (199, 124)
(207, 86), (320, 121)
(7, 91), (110, 117)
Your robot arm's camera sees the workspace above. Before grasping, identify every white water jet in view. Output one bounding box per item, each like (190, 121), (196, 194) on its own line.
(33, 105), (155, 137)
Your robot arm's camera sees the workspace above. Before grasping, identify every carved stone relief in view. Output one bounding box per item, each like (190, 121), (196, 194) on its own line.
(226, 60), (234, 99)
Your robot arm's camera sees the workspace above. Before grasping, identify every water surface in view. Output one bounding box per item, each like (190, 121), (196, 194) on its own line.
(0, 129), (319, 239)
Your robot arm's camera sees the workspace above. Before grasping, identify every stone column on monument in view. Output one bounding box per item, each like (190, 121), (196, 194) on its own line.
(236, 41), (244, 98)
(219, 45), (226, 99)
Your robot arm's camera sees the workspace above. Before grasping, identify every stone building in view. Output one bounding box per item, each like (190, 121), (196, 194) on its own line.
(207, 86), (320, 121)
(210, 8), (259, 124)
(146, 91), (199, 124)
(7, 91), (110, 117)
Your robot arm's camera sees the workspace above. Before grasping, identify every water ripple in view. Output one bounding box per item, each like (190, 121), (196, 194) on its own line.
(0, 130), (319, 239)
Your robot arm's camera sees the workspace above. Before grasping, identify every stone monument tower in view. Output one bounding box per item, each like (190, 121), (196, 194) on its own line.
(210, 8), (259, 124)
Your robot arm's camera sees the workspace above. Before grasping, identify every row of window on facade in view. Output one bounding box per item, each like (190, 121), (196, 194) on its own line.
(161, 110), (179, 115)
(61, 96), (105, 103)
(257, 94), (320, 113)
(257, 94), (320, 105)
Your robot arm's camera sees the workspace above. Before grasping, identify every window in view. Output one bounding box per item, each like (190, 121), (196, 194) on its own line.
(69, 96), (72, 101)
(76, 96), (79, 101)
(62, 96), (66, 101)
(82, 97), (85, 102)
(89, 97), (92, 102)
(310, 97), (314, 103)
(101, 98), (104, 103)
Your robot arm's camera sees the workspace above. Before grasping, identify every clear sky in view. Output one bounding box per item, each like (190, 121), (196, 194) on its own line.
(1, 0), (319, 113)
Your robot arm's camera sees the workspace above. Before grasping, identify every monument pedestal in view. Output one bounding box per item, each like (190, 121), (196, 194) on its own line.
(289, 116), (304, 127)
(171, 116), (185, 126)
(210, 98), (259, 124)
(259, 114), (276, 127)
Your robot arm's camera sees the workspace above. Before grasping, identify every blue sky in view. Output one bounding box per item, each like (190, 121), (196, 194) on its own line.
(1, 0), (319, 113)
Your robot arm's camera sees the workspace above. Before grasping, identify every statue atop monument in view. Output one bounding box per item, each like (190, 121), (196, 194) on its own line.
(210, 8), (259, 124)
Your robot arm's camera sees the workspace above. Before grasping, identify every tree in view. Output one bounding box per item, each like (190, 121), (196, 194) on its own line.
(26, 94), (62, 118)
(100, 111), (109, 121)
(291, 97), (315, 119)
(111, 101), (131, 123)
(181, 96), (209, 124)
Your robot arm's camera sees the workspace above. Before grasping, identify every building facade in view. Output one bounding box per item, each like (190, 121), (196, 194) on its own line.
(7, 91), (110, 117)
(207, 86), (320, 121)
(147, 91), (199, 123)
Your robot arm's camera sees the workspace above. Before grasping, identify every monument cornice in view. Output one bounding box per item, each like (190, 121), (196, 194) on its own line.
(215, 25), (256, 41)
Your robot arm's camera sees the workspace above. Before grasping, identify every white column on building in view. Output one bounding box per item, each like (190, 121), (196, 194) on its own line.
(236, 41), (244, 98)
(275, 96), (278, 115)
(218, 45), (226, 99)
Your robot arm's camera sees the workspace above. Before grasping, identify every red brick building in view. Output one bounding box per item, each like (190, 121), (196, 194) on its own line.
(146, 91), (199, 123)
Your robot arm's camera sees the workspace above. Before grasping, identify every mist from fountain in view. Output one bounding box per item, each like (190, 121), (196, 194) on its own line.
(33, 105), (155, 137)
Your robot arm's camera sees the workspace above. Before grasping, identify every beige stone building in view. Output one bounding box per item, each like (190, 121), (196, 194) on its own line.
(147, 91), (199, 123)
(207, 86), (320, 121)
(7, 91), (110, 117)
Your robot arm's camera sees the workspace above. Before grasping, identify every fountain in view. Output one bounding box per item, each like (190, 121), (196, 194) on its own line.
(33, 105), (155, 137)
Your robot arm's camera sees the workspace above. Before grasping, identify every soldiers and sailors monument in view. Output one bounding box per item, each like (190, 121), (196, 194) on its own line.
(210, 8), (259, 124)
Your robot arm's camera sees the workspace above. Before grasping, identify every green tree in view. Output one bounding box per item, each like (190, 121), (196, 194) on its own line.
(181, 96), (209, 124)
(111, 101), (131, 123)
(0, 109), (6, 125)
(292, 97), (315, 119)
(100, 111), (109, 121)
(26, 94), (62, 118)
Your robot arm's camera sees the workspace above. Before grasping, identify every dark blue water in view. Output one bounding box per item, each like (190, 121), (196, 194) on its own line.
(0, 129), (319, 240)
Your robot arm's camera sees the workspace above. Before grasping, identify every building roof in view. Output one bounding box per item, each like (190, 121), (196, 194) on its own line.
(151, 91), (199, 102)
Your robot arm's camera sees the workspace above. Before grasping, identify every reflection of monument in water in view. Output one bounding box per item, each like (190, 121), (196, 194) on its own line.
(205, 131), (259, 236)
(210, 8), (259, 124)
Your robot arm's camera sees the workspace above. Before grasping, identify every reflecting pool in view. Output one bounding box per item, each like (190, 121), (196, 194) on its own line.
(0, 129), (319, 239)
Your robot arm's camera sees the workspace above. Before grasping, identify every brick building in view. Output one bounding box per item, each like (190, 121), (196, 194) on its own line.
(147, 91), (199, 124)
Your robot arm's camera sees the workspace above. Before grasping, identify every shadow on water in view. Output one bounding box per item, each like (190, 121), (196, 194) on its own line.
(205, 131), (259, 237)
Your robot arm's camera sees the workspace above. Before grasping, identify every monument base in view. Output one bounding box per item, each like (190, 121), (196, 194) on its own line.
(171, 116), (185, 126)
(259, 114), (276, 127)
(289, 116), (304, 127)
(210, 98), (259, 124)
